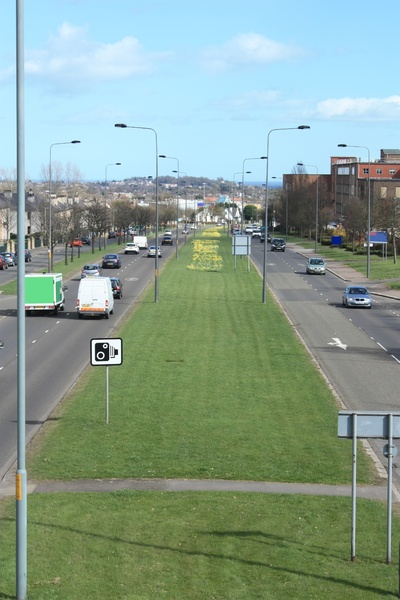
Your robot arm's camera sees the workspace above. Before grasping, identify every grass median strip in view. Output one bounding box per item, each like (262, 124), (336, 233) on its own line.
(27, 231), (372, 484)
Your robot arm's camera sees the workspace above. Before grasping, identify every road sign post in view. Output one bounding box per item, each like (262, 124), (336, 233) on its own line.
(90, 338), (123, 423)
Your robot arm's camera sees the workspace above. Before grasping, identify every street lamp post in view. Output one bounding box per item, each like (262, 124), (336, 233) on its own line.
(262, 125), (310, 304)
(160, 155), (180, 258)
(297, 162), (319, 253)
(115, 123), (159, 301)
(48, 140), (80, 271)
(232, 172), (242, 233)
(338, 144), (371, 278)
(104, 163), (121, 246)
(173, 170), (188, 242)
(241, 169), (252, 230)
(241, 157), (267, 232)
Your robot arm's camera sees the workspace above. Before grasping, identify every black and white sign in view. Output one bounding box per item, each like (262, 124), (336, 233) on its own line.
(90, 338), (123, 366)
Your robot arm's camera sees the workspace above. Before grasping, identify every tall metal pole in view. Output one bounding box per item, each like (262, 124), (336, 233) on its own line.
(262, 126), (310, 304)
(338, 144), (371, 277)
(232, 172), (241, 232)
(241, 157), (267, 232)
(115, 124), (159, 301)
(160, 155), (179, 258)
(298, 163), (319, 253)
(48, 140), (80, 271)
(104, 162), (121, 245)
(16, 2), (27, 597)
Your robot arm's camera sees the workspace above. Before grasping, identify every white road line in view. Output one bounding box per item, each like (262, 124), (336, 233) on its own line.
(377, 342), (387, 351)
(392, 355), (400, 363)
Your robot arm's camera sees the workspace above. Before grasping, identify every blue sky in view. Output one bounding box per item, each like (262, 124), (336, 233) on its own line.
(2, 0), (400, 184)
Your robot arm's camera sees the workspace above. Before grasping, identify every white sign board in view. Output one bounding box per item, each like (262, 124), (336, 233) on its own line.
(90, 338), (123, 366)
(232, 236), (251, 256)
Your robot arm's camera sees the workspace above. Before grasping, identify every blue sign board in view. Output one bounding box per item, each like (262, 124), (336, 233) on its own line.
(331, 235), (342, 246)
(370, 231), (388, 243)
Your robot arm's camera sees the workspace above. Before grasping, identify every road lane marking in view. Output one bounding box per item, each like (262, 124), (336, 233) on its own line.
(328, 337), (347, 350)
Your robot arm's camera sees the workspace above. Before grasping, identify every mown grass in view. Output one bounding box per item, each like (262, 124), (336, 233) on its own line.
(27, 233), (372, 484)
(1, 230), (398, 599)
(1, 492), (399, 599)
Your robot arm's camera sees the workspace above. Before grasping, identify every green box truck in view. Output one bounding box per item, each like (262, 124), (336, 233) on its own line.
(25, 273), (67, 315)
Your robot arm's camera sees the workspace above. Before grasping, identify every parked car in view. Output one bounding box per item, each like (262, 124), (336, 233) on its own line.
(69, 239), (83, 247)
(0, 252), (16, 267)
(110, 277), (123, 299)
(108, 231), (117, 239)
(0, 255), (8, 270)
(161, 235), (173, 246)
(15, 249), (31, 262)
(271, 238), (286, 252)
(306, 257), (326, 275)
(124, 242), (140, 255)
(81, 264), (103, 278)
(102, 253), (121, 269)
(251, 228), (262, 238)
(80, 235), (91, 245)
(342, 286), (372, 308)
(147, 246), (162, 258)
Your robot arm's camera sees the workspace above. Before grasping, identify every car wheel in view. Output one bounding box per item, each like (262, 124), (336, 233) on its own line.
(105, 311), (109, 319)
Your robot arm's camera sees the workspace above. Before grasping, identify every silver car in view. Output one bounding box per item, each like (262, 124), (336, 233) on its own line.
(342, 286), (372, 308)
(81, 264), (103, 278)
(306, 257), (326, 275)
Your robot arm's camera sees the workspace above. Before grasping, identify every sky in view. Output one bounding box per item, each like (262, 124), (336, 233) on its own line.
(2, 0), (400, 185)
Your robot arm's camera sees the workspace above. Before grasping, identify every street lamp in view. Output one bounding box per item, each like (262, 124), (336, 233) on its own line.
(115, 123), (159, 301)
(48, 140), (81, 271)
(262, 125), (310, 303)
(297, 162), (319, 253)
(173, 170), (188, 242)
(242, 157), (267, 232)
(338, 143), (371, 278)
(104, 163), (121, 245)
(159, 155), (180, 258)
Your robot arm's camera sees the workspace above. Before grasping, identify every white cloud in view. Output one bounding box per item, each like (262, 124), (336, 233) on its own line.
(24, 22), (172, 90)
(200, 33), (305, 72)
(317, 95), (400, 120)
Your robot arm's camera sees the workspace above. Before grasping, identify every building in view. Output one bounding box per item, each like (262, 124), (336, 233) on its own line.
(331, 149), (400, 223)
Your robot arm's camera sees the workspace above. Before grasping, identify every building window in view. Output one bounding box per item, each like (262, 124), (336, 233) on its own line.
(390, 169), (396, 175)
(380, 187), (387, 198)
(376, 169), (382, 175)
(363, 168), (369, 175)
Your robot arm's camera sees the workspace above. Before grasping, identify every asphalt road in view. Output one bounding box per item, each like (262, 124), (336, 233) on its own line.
(0, 237), (176, 481)
(250, 240), (400, 487)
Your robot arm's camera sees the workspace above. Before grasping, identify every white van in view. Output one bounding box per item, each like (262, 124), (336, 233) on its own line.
(76, 277), (114, 319)
(133, 235), (148, 249)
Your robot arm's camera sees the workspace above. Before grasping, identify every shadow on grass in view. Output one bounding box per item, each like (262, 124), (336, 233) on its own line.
(0, 517), (394, 597)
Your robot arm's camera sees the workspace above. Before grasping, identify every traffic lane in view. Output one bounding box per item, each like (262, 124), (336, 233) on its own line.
(262, 245), (400, 362)
(0, 244), (166, 481)
(268, 271), (400, 411)
(264, 254), (400, 411)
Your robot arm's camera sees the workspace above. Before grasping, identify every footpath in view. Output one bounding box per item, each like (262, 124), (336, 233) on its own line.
(1, 243), (399, 501)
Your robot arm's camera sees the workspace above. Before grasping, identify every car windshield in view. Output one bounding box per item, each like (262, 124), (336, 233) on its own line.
(83, 265), (98, 270)
(311, 259), (324, 265)
(104, 255), (117, 259)
(349, 288), (368, 295)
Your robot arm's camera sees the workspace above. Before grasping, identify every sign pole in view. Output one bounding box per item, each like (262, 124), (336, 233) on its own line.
(106, 366), (109, 425)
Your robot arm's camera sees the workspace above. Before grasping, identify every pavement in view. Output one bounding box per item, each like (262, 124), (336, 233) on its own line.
(1, 243), (399, 501)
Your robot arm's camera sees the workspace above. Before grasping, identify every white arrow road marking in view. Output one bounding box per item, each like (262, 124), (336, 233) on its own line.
(328, 337), (348, 350)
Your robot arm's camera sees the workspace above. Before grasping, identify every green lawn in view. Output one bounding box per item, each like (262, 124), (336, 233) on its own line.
(0, 230), (398, 599)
